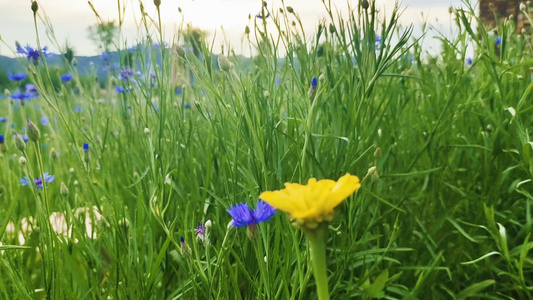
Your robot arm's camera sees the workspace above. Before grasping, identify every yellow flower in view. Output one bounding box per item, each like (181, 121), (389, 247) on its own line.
(259, 173), (361, 222)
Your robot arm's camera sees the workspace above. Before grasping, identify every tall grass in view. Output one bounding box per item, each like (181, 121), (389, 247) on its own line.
(0, 0), (532, 298)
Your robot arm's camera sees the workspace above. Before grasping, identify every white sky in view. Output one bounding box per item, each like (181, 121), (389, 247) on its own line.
(0, 0), (470, 58)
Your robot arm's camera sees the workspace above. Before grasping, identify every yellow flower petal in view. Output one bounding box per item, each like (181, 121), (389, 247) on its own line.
(259, 173), (361, 222)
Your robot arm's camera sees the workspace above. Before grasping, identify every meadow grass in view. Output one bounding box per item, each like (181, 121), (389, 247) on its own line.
(0, 0), (532, 299)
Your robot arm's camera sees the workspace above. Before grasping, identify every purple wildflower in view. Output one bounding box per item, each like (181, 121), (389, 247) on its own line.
(226, 200), (275, 228)
(16, 43), (51, 64)
(194, 224), (206, 241)
(119, 68), (135, 81)
(10, 91), (32, 100)
(26, 84), (38, 95)
(116, 86), (130, 94)
(256, 12), (270, 19)
(61, 73), (73, 82)
(8, 72), (27, 81)
(20, 172), (55, 189)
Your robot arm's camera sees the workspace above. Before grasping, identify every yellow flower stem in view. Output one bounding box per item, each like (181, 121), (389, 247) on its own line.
(304, 225), (330, 300)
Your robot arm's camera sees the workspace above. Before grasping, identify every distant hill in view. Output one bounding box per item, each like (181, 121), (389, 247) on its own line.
(0, 51), (291, 91)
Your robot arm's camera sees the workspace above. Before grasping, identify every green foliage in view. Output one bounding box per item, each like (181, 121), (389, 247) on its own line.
(0, 0), (532, 299)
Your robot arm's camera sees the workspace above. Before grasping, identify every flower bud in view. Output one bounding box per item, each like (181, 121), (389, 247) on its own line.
(329, 23), (336, 34)
(31, 1), (38, 13)
(361, 0), (369, 9)
(176, 45), (185, 57)
(14, 133), (26, 152)
(205, 220), (212, 228)
(19, 156), (27, 165)
(286, 6), (294, 13)
(227, 220), (235, 230)
(154, 0), (161, 7)
(83, 143), (90, 163)
(374, 147), (381, 159)
(26, 120), (40, 142)
(308, 77), (318, 102)
(0, 134), (6, 153)
(144, 128), (150, 134)
(50, 147), (59, 161)
(218, 55), (231, 72)
(60, 182), (69, 197)
(0, 185), (5, 196)
(180, 236), (191, 257)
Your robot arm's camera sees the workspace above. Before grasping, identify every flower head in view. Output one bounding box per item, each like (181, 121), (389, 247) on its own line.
(26, 84), (38, 95)
(0, 134), (4, 144)
(61, 73), (73, 82)
(259, 174), (360, 223)
(494, 36), (502, 46)
(226, 200), (275, 228)
(119, 68), (135, 81)
(8, 72), (27, 81)
(16, 43), (51, 64)
(20, 172), (55, 189)
(227, 203), (254, 227)
(116, 86), (130, 94)
(256, 12), (270, 19)
(10, 91), (32, 100)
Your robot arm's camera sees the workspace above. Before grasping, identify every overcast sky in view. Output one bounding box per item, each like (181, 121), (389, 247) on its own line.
(0, 0), (469, 57)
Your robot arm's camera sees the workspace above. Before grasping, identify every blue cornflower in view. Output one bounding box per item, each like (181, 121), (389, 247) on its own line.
(275, 77), (281, 86)
(61, 73), (73, 82)
(154, 42), (168, 49)
(119, 68), (135, 81)
(8, 72), (27, 81)
(495, 36), (502, 46)
(194, 224), (206, 240)
(0, 134), (4, 143)
(26, 84), (38, 94)
(20, 172), (55, 189)
(466, 57), (473, 66)
(10, 91), (32, 100)
(227, 200), (275, 228)
(184, 103), (191, 109)
(83, 143), (89, 152)
(40, 116), (49, 126)
(16, 43), (51, 64)
(100, 51), (113, 63)
(115, 86), (130, 93)
(175, 88), (182, 95)
(227, 203), (253, 227)
(311, 77), (318, 88)
(75, 105), (82, 112)
(256, 12), (270, 19)
(0, 117), (7, 123)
